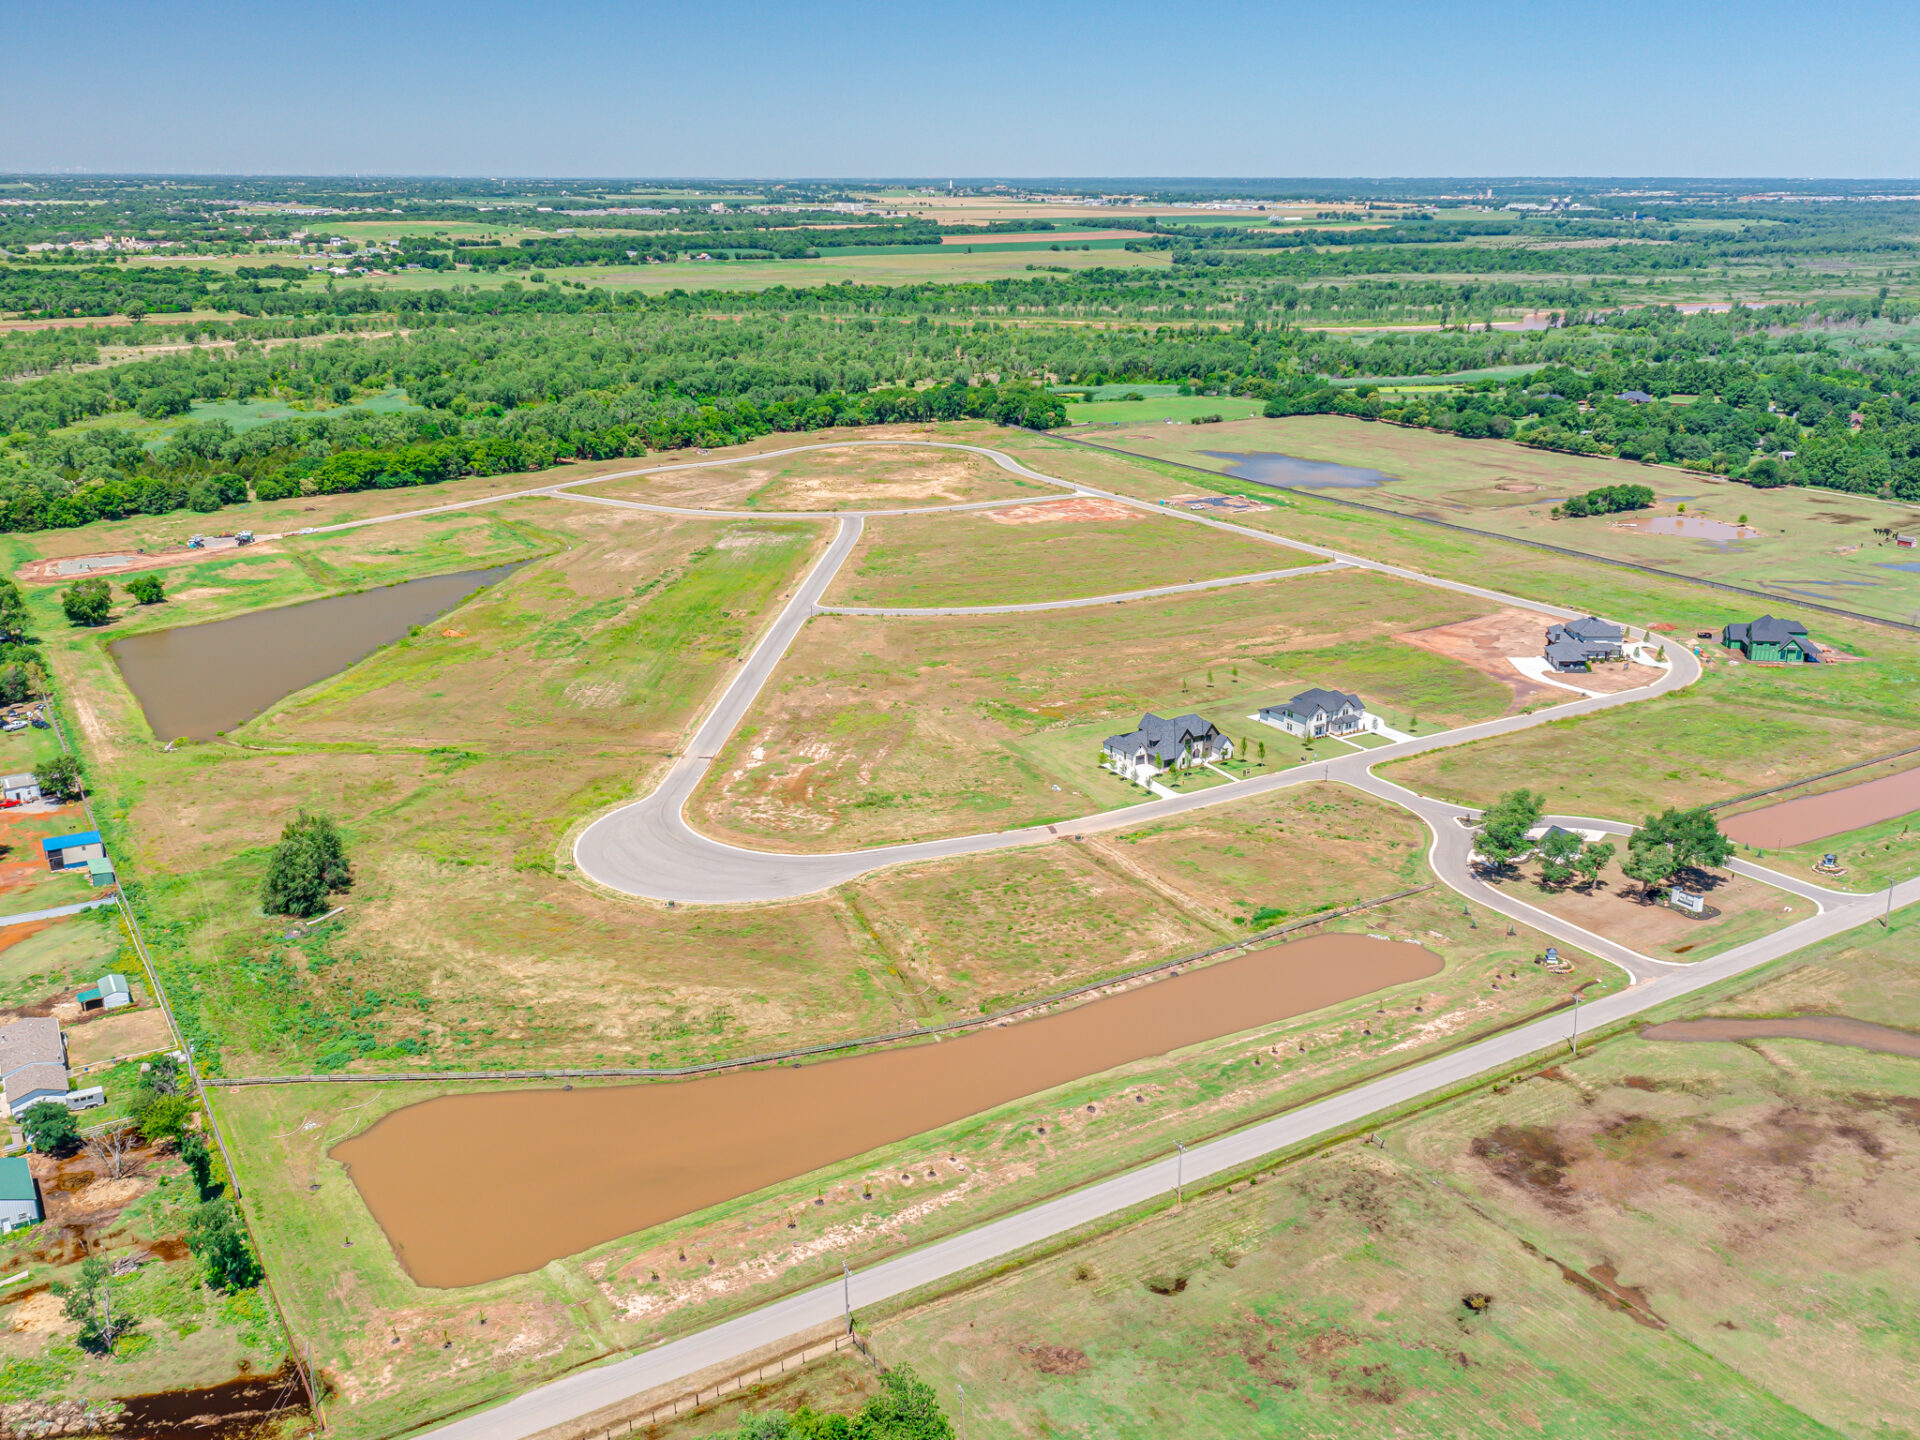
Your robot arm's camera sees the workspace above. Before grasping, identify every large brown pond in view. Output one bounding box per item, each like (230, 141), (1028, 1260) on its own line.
(109, 564), (519, 740)
(1722, 767), (1920, 849)
(334, 932), (1439, 1288)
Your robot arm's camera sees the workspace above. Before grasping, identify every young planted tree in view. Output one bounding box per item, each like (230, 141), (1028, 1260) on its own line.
(57, 1257), (136, 1354)
(260, 810), (353, 917)
(124, 573), (166, 605)
(60, 578), (112, 627)
(1476, 788), (1545, 871)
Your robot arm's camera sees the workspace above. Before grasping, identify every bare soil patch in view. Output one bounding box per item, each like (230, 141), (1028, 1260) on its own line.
(1723, 767), (1920, 849)
(1483, 857), (1802, 960)
(986, 497), (1137, 525)
(588, 444), (1032, 511)
(1396, 608), (1576, 711)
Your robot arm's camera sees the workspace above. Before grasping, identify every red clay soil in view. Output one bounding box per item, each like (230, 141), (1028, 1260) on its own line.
(1398, 608), (1662, 710)
(1722, 768), (1920, 849)
(1397, 608), (1573, 710)
(334, 933), (1439, 1288)
(986, 497), (1139, 525)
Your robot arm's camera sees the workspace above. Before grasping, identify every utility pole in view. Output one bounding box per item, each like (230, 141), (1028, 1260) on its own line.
(958, 1383), (967, 1440)
(1569, 994), (1581, 1056)
(1176, 1140), (1187, 1211)
(842, 1258), (852, 1335)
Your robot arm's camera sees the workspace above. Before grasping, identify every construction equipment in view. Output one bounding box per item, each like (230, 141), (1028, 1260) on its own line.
(236, 531), (255, 545)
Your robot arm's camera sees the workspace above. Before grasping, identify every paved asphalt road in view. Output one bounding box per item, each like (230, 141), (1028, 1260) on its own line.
(420, 865), (1916, 1440)
(294, 439), (1905, 1440)
(574, 439), (1702, 908)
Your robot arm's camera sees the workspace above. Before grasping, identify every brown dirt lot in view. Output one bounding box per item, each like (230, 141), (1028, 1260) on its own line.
(1483, 857), (1806, 961)
(65, 1003), (172, 1068)
(697, 568), (1494, 851)
(584, 444), (1037, 512)
(985, 496), (1136, 525)
(822, 505), (1288, 608)
(1397, 609), (1663, 711)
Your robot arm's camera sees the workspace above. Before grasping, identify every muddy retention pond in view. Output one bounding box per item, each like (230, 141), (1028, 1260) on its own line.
(109, 565), (519, 740)
(334, 933), (1439, 1289)
(1722, 767), (1920, 849)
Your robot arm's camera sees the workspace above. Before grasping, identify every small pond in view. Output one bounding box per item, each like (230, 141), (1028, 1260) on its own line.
(110, 565), (519, 741)
(1624, 515), (1764, 542)
(1202, 451), (1399, 489)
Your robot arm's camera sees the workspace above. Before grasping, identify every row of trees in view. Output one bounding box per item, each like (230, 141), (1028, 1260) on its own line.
(1476, 790), (1733, 896)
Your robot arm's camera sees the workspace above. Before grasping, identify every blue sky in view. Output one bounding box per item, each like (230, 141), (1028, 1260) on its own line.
(4, 0), (1915, 177)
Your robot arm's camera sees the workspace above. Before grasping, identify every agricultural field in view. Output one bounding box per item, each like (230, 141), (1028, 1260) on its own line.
(819, 500), (1289, 608)
(696, 567), (1510, 852)
(579, 442), (1040, 511)
(848, 910), (1920, 1440)
(1087, 415), (1920, 624)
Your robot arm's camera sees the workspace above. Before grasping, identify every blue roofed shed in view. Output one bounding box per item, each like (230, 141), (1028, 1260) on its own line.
(40, 832), (103, 872)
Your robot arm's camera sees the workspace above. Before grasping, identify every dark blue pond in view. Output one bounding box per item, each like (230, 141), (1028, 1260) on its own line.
(1202, 451), (1400, 489)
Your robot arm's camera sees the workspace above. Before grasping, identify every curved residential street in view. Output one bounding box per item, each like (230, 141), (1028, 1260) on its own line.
(401, 439), (1915, 1440)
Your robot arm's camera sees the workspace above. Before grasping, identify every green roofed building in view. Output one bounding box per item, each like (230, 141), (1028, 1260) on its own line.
(0, 1156), (39, 1232)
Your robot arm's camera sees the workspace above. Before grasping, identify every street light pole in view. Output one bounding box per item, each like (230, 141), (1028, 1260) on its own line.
(1569, 994), (1581, 1057)
(841, 1258), (852, 1335)
(958, 1384), (967, 1440)
(1176, 1140), (1187, 1210)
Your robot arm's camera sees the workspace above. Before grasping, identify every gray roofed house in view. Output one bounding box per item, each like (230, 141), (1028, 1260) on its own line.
(1545, 615), (1625, 669)
(1544, 638), (1596, 672)
(0, 774), (38, 805)
(1103, 712), (1233, 774)
(0, 1019), (68, 1119)
(1616, 390), (1655, 403)
(1259, 688), (1371, 738)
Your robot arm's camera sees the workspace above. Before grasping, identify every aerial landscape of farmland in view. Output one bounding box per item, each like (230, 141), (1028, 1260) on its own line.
(2, 6), (1919, 1437)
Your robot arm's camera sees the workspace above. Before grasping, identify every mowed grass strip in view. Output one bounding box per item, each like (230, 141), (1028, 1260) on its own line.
(697, 567), (1500, 851)
(823, 504), (1290, 608)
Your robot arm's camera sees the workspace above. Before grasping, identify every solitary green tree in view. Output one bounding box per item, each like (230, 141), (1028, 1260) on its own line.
(260, 810), (352, 917)
(20, 1100), (79, 1156)
(187, 1199), (262, 1292)
(124, 573), (166, 605)
(61, 578), (112, 627)
(1626, 806), (1731, 896)
(57, 1256), (136, 1354)
(34, 753), (83, 802)
(178, 1131), (217, 1198)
